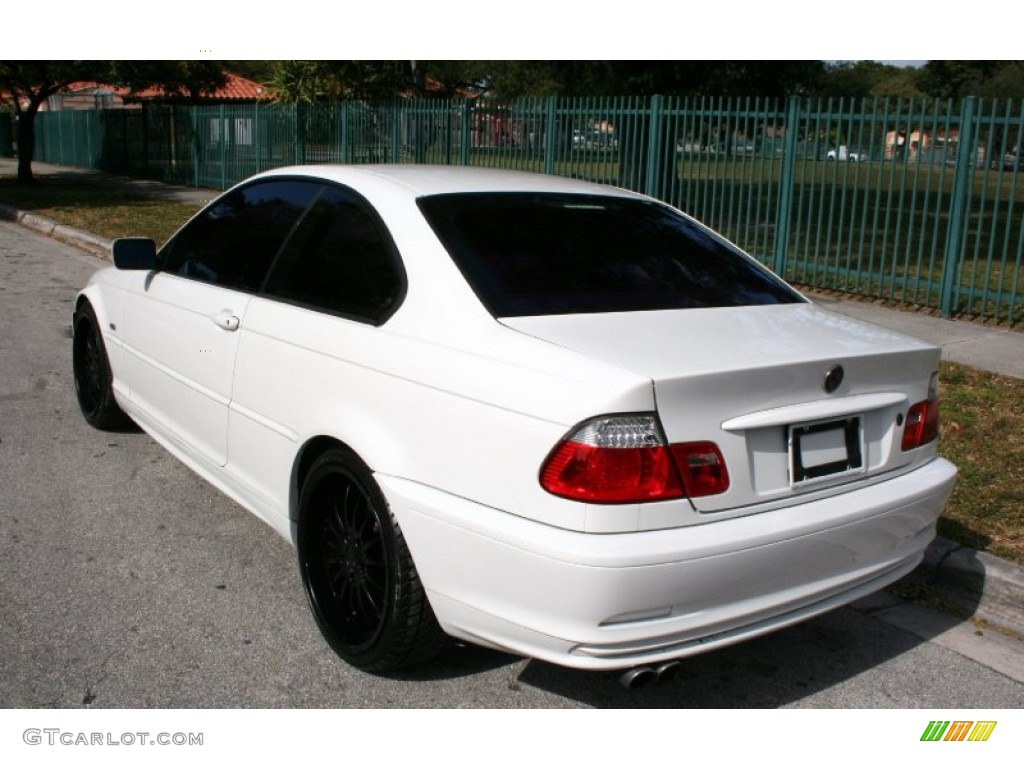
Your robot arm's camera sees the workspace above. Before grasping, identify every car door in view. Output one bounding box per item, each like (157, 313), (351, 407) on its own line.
(224, 183), (408, 513)
(119, 179), (321, 467)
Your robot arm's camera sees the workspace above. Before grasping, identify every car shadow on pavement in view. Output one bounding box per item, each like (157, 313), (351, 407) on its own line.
(382, 643), (525, 683)
(509, 581), (987, 707)
(378, 537), (999, 705)
(379, 566), (993, 706)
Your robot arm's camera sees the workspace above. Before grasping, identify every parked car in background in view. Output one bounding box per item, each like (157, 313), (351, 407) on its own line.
(73, 166), (956, 681)
(827, 145), (867, 162)
(992, 152), (1022, 171)
(573, 129), (617, 151)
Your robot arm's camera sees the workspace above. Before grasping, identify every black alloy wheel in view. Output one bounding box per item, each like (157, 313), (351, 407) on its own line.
(297, 448), (445, 672)
(72, 302), (131, 430)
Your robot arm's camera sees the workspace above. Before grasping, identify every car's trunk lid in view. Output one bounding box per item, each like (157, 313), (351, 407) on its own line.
(502, 303), (940, 513)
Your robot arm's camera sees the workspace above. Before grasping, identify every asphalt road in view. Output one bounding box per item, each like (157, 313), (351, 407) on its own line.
(1, 220), (1022, 709)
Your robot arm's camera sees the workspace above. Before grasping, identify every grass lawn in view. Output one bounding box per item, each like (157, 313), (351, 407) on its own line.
(1, 169), (1021, 565)
(938, 361), (1024, 563)
(0, 174), (198, 245)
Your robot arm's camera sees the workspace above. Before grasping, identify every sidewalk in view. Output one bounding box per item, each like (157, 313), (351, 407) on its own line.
(0, 156), (217, 205)
(813, 295), (1024, 380)
(3, 158), (1023, 642)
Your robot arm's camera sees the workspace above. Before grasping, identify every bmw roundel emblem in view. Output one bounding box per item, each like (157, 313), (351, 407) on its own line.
(823, 365), (844, 394)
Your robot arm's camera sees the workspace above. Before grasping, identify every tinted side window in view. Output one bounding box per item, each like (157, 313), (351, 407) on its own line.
(263, 186), (405, 324)
(418, 193), (803, 317)
(162, 180), (320, 292)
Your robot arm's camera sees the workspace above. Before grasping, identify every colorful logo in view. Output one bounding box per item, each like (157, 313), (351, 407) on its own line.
(921, 721), (997, 742)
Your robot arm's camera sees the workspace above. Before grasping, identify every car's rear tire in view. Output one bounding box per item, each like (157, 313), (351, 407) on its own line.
(73, 302), (132, 430)
(297, 447), (446, 672)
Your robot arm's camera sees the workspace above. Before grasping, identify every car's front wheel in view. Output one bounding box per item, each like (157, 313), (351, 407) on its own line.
(297, 447), (446, 672)
(72, 301), (131, 430)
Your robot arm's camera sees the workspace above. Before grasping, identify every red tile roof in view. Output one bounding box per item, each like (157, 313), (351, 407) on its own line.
(46, 73), (268, 104)
(128, 73), (268, 101)
(217, 73), (268, 100)
(62, 81), (129, 95)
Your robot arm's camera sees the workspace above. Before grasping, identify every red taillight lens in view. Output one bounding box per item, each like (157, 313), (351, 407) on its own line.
(902, 399), (940, 450)
(540, 441), (684, 503)
(671, 442), (731, 497)
(902, 372), (940, 451)
(539, 415), (729, 503)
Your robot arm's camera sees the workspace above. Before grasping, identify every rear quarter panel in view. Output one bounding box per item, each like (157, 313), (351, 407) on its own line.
(226, 297), (656, 532)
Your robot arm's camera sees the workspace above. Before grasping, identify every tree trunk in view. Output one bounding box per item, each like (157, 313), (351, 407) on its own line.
(16, 108), (37, 184)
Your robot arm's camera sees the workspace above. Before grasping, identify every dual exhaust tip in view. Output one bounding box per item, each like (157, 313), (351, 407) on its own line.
(619, 661), (682, 690)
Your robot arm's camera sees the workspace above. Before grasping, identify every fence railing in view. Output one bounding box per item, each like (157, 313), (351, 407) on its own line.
(31, 95), (1024, 324)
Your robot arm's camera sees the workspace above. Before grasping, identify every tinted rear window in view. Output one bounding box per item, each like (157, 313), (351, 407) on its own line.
(417, 193), (802, 317)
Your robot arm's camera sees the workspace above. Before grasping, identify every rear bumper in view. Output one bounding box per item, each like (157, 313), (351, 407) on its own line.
(379, 458), (957, 670)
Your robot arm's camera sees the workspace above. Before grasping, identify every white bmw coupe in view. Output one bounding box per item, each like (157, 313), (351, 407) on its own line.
(73, 165), (957, 678)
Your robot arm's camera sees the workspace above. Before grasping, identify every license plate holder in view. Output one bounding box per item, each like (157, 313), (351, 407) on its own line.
(790, 417), (864, 485)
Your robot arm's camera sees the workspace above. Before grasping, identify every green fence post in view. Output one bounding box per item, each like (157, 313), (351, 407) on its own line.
(331, 102), (339, 164)
(939, 96), (978, 317)
(773, 95), (802, 276)
(121, 111), (129, 174)
(0, 113), (11, 158)
(85, 111), (93, 169)
(191, 109), (200, 189)
(460, 100), (471, 166)
(340, 102), (351, 164)
(392, 102), (402, 163)
(218, 105), (226, 189)
(293, 103), (302, 165)
(645, 95), (664, 197)
(543, 96), (557, 176)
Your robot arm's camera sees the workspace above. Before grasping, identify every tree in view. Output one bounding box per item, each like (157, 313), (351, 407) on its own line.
(817, 61), (888, 97)
(0, 60), (112, 183)
(975, 61), (1024, 100)
(265, 60), (486, 102)
(266, 61), (422, 102)
(222, 60), (276, 84)
(0, 60), (229, 184)
(263, 61), (827, 104)
(916, 61), (1003, 99)
(476, 61), (825, 100)
(814, 61), (927, 100)
(867, 66), (926, 99)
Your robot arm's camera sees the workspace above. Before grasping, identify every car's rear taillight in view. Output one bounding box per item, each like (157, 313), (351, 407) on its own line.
(902, 372), (940, 451)
(671, 442), (730, 497)
(540, 415), (683, 503)
(539, 415), (728, 503)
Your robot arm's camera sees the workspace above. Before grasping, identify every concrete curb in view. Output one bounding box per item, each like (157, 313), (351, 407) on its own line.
(914, 537), (1024, 635)
(52, 224), (112, 259)
(3, 198), (1023, 640)
(0, 203), (112, 260)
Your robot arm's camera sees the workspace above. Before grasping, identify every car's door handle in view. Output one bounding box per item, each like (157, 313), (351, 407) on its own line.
(211, 311), (240, 332)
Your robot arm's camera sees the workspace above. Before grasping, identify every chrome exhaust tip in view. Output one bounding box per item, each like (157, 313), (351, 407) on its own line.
(656, 661), (681, 683)
(619, 666), (656, 690)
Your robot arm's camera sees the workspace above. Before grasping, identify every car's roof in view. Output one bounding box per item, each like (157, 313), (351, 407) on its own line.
(252, 164), (642, 200)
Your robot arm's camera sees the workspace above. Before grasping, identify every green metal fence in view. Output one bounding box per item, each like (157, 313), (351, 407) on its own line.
(31, 95), (1024, 324)
(0, 112), (14, 157)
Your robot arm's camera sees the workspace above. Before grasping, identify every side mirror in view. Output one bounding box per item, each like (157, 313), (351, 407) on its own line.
(112, 238), (158, 270)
